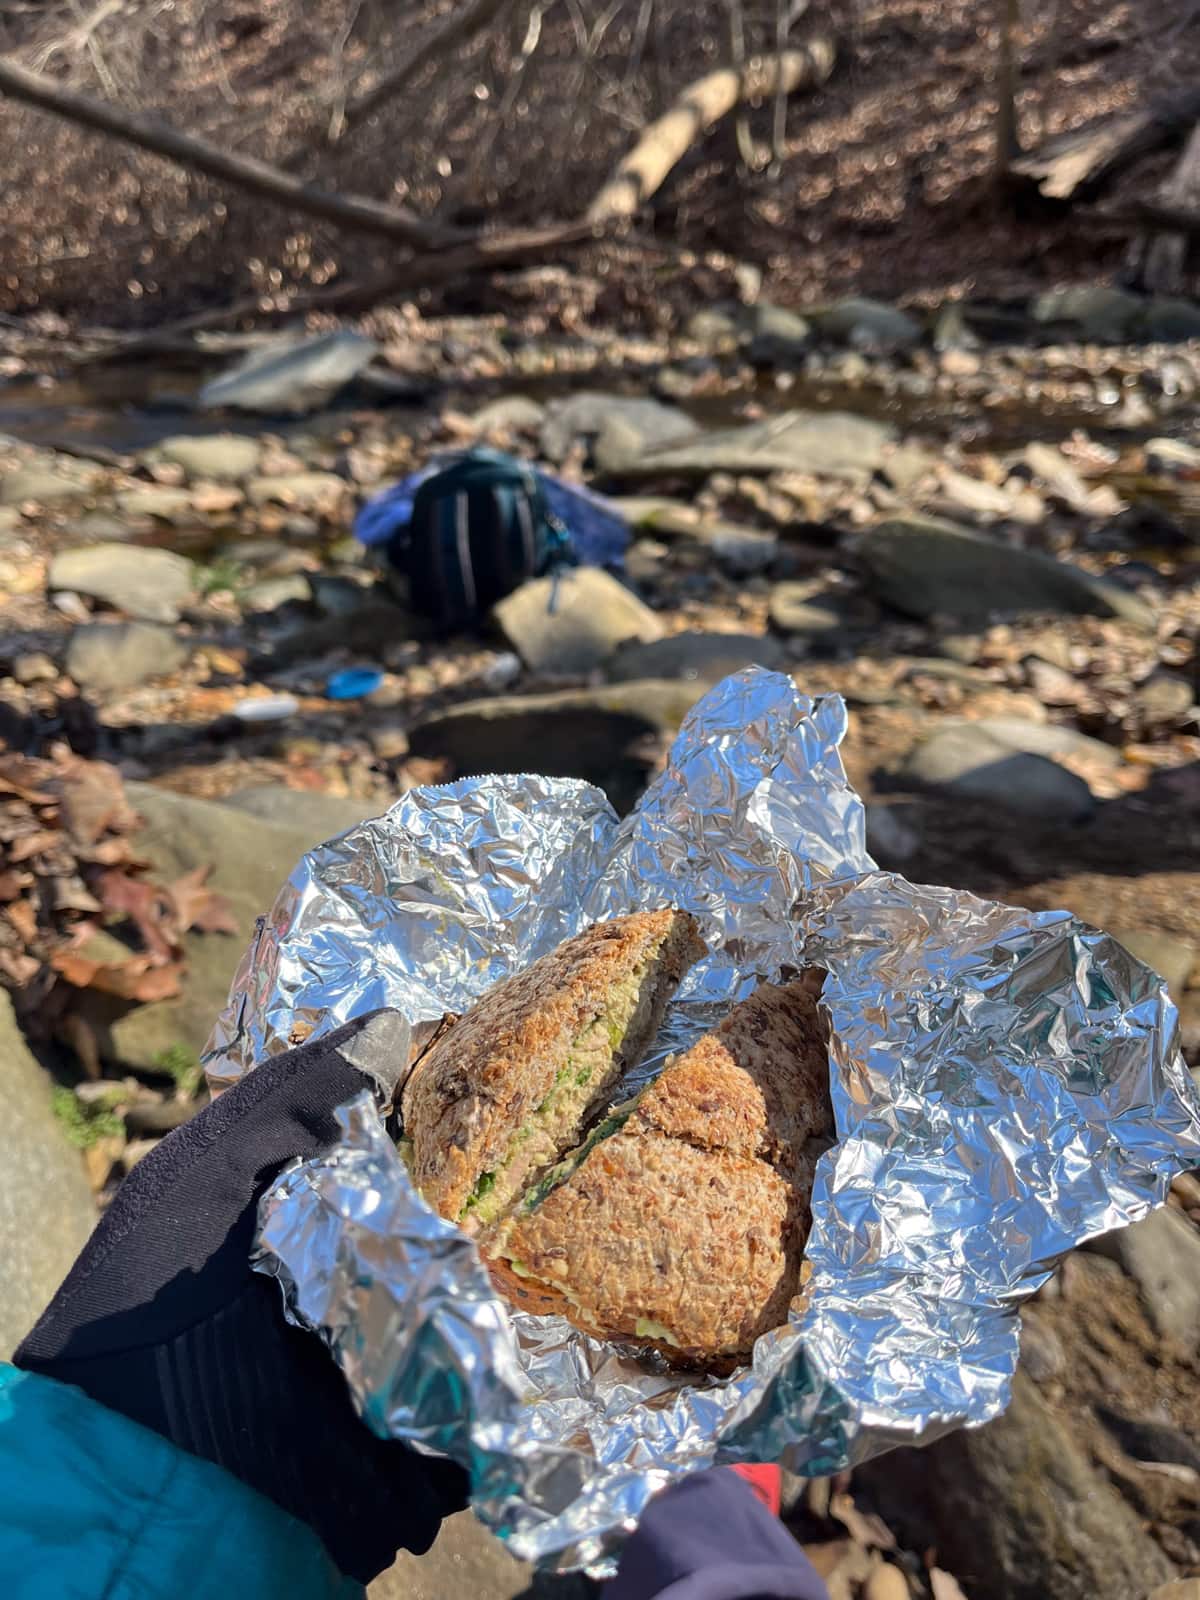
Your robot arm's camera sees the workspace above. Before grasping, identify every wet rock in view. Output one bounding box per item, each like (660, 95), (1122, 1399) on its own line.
(539, 392), (692, 466)
(859, 515), (1156, 627)
(224, 785), (380, 839)
(409, 679), (703, 812)
(1031, 285), (1142, 342)
(0, 456), (101, 506)
(970, 716), (1121, 768)
(1134, 674), (1196, 729)
(65, 621), (187, 694)
(1107, 930), (1197, 997)
(148, 433), (263, 481)
(900, 724), (1096, 820)
(685, 306), (742, 349)
(468, 395), (546, 436)
(605, 630), (784, 684)
(621, 411), (894, 481)
(857, 1371), (1175, 1600)
(242, 574), (312, 614)
(47, 543), (195, 624)
(95, 784), (343, 1072)
(0, 992), (95, 1357)
(702, 522), (778, 574)
(746, 302), (812, 366)
(494, 567), (663, 675)
(198, 330), (379, 414)
(1140, 297), (1200, 343)
(113, 485), (200, 523)
(1091, 1207), (1200, 1347)
(245, 471), (348, 515)
(810, 297), (922, 349)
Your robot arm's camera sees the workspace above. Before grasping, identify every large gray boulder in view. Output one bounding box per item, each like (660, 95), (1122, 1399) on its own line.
(900, 723), (1096, 821)
(538, 392), (693, 467)
(198, 331), (379, 414)
(620, 410), (895, 481)
(146, 433), (264, 481)
(856, 1371), (1175, 1600)
(47, 544), (196, 624)
(809, 297), (922, 349)
(859, 515), (1156, 627)
(95, 784), (377, 1071)
(409, 679), (705, 813)
(605, 630), (784, 683)
(65, 621), (187, 695)
(0, 993), (95, 1356)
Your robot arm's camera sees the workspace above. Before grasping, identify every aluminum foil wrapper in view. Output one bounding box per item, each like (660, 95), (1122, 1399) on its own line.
(203, 668), (1200, 1571)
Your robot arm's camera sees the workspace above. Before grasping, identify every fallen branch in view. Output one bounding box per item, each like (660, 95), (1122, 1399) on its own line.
(0, 53), (462, 249)
(587, 36), (836, 222)
(80, 217), (607, 361)
(1010, 89), (1200, 201)
(336, 0), (512, 139)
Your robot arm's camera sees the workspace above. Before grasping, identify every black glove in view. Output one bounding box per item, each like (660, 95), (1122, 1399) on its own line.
(16, 1012), (468, 1584)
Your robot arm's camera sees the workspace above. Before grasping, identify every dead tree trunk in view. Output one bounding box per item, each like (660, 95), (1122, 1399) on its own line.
(587, 37), (836, 222)
(1134, 122), (1200, 292)
(1010, 89), (1200, 201)
(995, 0), (1021, 171)
(0, 54), (459, 248)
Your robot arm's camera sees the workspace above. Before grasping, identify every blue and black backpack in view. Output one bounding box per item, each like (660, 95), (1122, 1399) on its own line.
(398, 449), (574, 633)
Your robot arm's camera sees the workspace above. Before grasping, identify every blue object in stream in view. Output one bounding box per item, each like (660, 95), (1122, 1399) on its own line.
(326, 667), (385, 701)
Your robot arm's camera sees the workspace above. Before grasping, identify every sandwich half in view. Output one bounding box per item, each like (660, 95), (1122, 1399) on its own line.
(401, 909), (706, 1232)
(486, 977), (833, 1365)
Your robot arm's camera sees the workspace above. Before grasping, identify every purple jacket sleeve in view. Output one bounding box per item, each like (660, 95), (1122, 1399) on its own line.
(608, 1470), (829, 1600)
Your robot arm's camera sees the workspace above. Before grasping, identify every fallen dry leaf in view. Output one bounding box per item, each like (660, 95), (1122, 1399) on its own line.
(51, 949), (183, 1003)
(94, 868), (178, 963)
(0, 869), (29, 900)
(8, 829), (62, 863)
(5, 899), (37, 945)
(930, 1569), (969, 1600)
(168, 865), (238, 937)
(829, 1491), (897, 1551)
(56, 756), (139, 846)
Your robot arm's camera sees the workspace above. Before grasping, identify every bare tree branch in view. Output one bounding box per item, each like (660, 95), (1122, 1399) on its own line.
(335, 0), (512, 141)
(0, 51), (464, 248)
(587, 35), (836, 221)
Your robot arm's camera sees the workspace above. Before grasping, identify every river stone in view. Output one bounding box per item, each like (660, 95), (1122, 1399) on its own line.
(621, 410), (895, 481)
(0, 458), (101, 506)
(245, 471), (348, 514)
(114, 485), (200, 523)
(494, 567), (664, 675)
(467, 395), (546, 436)
(1031, 285), (1143, 342)
(855, 1371), (1175, 1600)
(1140, 297), (1200, 342)
(47, 543), (195, 623)
(746, 302), (812, 366)
(0, 992), (95, 1356)
(684, 306), (742, 350)
(241, 574), (312, 614)
(96, 784), (356, 1072)
(149, 433), (263, 481)
(1091, 1207), (1200, 1348)
(900, 724), (1096, 820)
(968, 716), (1122, 768)
(539, 392), (693, 466)
(605, 630), (784, 683)
(198, 330), (379, 414)
(65, 621), (187, 694)
(409, 679), (704, 813)
(809, 297), (922, 349)
(1134, 673), (1196, 728)
(859, 515), (1156, 627)
(370, 1510), (592, 1600)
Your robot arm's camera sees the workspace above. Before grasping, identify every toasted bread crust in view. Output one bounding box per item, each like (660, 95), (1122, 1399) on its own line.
(491, 976), (833, 1364)
(401, 909), (704, 1222)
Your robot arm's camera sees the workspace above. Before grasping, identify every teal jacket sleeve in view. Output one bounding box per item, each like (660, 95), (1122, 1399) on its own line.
(0, 1364), (362, 1599)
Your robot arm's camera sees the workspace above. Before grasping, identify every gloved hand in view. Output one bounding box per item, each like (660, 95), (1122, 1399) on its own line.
(15, 1012), (467, 1584)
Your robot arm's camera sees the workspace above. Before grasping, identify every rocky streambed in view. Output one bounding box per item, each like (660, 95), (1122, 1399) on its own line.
(0, 303), (1198, 1600)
